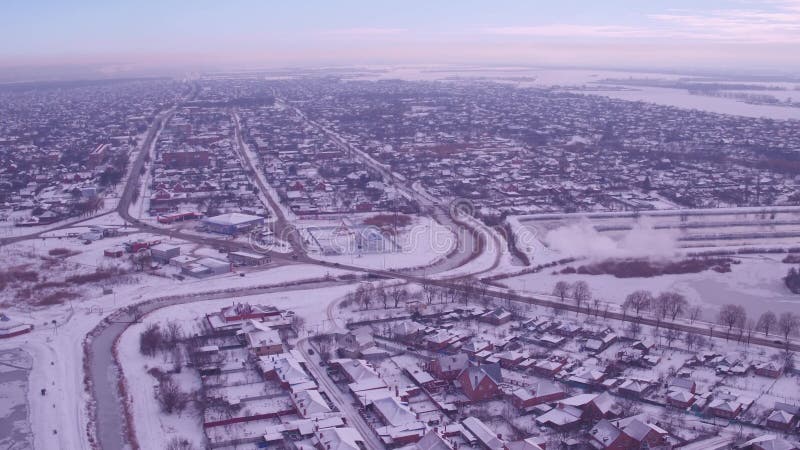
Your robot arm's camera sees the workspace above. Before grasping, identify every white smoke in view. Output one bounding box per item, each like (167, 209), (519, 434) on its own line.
(544, 216), (678, 260)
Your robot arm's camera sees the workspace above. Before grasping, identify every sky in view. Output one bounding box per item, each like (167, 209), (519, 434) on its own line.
(1, 0), (799, 75)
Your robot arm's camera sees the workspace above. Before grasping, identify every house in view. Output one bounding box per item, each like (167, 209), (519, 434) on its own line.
(462, 417), (505, 449)
(480, 308), (512, 325)
(740, 435), (800, 450)
(534, 357), (568, 377)
(708, 397), (744, 419)
(584, 332), (618, 353)
(292, 390), (332, 418)
(314, 427), (366, 450)
(494, 350), (525, 369)
(668, 377), (696, 394)
(535, 404), (583, 430)
(754, 361), (783, 378)
(414, 430), (454, 450)
(667, 390), (696, 409)
(505, 438), (545, 450)
(766, 409), (796, 431)
(335, 326), (376, 358)
(392, 321), (425, 342)
(618, 379), (655, 398)
(614, 416), (670, 449)
(430, 354), (471, 381)
(239, 320), (283, 356)
(456, 364), (503, 402)
(588, 419), (634, 450)
(372, 397), (427, 446)
(462, 339), (493, 355)
(259, 352), (316, 392)
(509, 380), (567, 410)
(559, 392), (618, 421)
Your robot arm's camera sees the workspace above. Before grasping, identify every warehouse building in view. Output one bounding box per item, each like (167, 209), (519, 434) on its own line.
(202, 213), (264, 235)
(150, 243), (180, 263)
(228, 251), (271, 266)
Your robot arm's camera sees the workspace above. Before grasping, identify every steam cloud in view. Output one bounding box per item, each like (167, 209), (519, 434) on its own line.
(544, 217), (678, 260)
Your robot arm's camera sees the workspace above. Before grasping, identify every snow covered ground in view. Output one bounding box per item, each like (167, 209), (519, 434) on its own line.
(116, 283), (356, 449)
(499, 255), (800, 319)
(0, 222), (360, 450)
(306, 215), (457, 270)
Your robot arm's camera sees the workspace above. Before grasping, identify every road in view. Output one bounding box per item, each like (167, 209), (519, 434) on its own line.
(88, 278), (352, 450)
(273, 94), (488, 275)
(230, 110), (304, 255)
(69, 86), (797, 450)
(296, 338), (386, 449)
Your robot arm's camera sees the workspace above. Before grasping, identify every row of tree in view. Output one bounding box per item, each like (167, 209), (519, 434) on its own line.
(717, 305), (799, 344)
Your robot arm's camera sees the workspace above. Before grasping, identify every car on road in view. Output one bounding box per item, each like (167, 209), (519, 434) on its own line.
(307, 348), (315, 355)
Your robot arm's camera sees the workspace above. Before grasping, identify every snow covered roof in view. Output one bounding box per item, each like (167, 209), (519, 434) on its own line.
(414, 430), (454, 450)
(315, 427), (366, 450)
(292, 389), (332, 418)
(589, 419), (621, 446)
(372, 396), (417, 427)
(462, 417), (504, 449)
(204, 212), (263, 225)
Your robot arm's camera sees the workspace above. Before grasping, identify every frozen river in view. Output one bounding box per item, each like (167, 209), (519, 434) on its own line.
(351, 66), (800, 121)
(0, 348), (33, 450)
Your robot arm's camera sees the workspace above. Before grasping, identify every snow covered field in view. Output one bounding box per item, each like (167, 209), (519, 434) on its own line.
(518, 207), (800, 260)
(500, 255), (800, 319)
(0, 221), (361, 450)
(306, 215), (457, 270)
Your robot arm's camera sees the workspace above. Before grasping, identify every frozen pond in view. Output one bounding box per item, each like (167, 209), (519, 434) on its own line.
(0, 348), (33, 450)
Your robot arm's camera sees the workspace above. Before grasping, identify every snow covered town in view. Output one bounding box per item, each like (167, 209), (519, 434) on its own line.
(3, 17), (800, 449)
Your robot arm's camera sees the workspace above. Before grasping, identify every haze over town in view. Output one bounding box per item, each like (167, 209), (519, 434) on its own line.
(2, 2), (800, 450)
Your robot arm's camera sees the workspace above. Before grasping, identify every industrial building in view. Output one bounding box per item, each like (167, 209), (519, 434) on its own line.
(202, 213), (264, 235)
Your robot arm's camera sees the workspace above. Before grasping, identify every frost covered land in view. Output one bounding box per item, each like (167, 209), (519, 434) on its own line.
(2, 68), (800, 450)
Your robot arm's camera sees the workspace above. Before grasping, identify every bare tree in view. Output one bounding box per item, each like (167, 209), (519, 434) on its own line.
(757, 311), (777, 336)
(390, 285), (410, 308)
(688, 305), (702, 324)
(778, 312), (799, 345)
(572, 281), (591, 315)
(623, 290), (652, 317)
(290, 315), (306, 334)
(592, 298), (602, 317)
(166, 437), (195, 450)
(664, 329), (681, 348)
(685, 332), (699, 350)
(158, 377), (188, 414)
(376, 284), (390, 309)
(658, 291), (688, 321)
(421, 282), (437, 305)
(165, 321), (183, 347)
(552, 281), (571, 303)
(744, 319), (756, 346)
(140, 323), (163, 357)
(717, 304), (747, 338)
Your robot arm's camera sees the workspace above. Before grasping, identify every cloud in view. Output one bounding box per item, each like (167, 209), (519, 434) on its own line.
(482, 2), (800, 44)
(321, 28), (408, 37)
(481, 25), (655, 39)
(648, 3), (800, 43)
